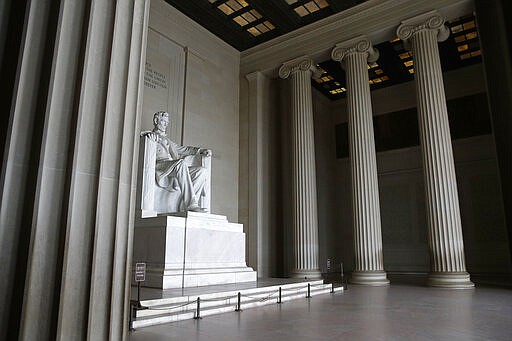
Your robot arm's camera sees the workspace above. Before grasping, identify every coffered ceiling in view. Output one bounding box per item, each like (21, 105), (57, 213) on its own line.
(165, 0), (369, 51)
(164, 1), (481, 100)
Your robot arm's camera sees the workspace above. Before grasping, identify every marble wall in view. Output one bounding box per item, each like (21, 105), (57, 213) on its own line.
(239, 74), (284, 276)
(148, 0), (241, 221)
(142, 28), (185, 141)
(312, 89), (340, 274)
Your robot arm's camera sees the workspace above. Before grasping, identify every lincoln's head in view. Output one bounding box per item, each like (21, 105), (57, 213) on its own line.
(153, 111), (169, 134)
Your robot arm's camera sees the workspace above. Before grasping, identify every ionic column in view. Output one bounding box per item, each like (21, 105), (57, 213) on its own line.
(397, 11), (474, 288)
(279, 56), (321, 279)
(331, 37), (389, 286)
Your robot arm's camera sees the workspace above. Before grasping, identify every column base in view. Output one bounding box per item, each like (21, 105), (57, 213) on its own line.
(427, 271), (475, 289)
(350, 270), (390, 286)
(289, 269), (323, 280)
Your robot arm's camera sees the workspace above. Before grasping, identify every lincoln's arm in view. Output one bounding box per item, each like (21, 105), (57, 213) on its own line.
(174, 142), (200, 157)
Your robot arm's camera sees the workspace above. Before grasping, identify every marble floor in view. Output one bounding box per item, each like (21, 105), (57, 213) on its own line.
(129, 281), (512, 341)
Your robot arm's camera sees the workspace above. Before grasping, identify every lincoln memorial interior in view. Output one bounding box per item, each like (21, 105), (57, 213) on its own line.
(1, 0), (511, 340)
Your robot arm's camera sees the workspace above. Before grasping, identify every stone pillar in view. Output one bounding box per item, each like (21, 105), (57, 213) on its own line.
(397, 11), (474, 288)
(0, 0), (150, 340)
(331, 36), (389, 286)
(279, 56), (321, 279)
(0, 2), (58, 339)
(87, 1), (150, 340)
(245, 71), (274, 276)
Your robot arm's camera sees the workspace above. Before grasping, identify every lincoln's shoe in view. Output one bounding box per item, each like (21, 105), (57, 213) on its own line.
(187, 204), (207, 213)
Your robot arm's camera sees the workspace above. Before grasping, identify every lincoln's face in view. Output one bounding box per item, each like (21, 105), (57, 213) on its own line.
(155, 115), (169, 133)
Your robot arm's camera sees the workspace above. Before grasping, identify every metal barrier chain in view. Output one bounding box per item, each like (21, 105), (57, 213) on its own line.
(200, 294), (238, 302)
(139, 300), (197, 311)
(280, 285), (310, 293)
(241, 289), (279, 300)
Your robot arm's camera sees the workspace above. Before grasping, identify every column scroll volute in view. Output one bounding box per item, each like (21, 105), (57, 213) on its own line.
(278, 55), (321, 79)
(331, 35), (379, 68)
(396, 11), (450, 49)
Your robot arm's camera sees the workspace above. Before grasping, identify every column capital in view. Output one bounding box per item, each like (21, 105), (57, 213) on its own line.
(331, 36), (379, 64)
(396, 11), (450, 45)
(245, 70), (264, 82)
(278, 56), (321, 79)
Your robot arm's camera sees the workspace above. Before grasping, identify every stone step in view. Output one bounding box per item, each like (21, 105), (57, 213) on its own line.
(137, 280), (325, 312)
(132, 286), (341, 328)
(132, 281), (344, 329)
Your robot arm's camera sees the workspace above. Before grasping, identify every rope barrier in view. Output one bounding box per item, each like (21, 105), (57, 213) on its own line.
(139, 300), (195, 311)
(280, 285), (308, 293)
(201, 295), (238, 302)
(132, 281), (345, 326)
(241, 289), (279, 300)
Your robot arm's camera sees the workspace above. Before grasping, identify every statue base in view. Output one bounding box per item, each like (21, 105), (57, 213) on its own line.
(133, 212), (257, 288)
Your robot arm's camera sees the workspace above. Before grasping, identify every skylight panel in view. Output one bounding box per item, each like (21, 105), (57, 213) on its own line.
(218, 3), (234, 15)
(367, 62), (391, 86)
(247, 21), (276, 36)
(210, 1), (276, 37)
(447, 14), (481, 61)
(329, 88), (346, 95)
(287, 0), (330, 18)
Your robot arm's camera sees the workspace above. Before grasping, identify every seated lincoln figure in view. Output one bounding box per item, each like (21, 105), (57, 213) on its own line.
(142, 111), (210, 212)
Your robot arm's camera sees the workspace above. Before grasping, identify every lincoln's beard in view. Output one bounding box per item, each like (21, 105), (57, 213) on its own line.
(155, 122), (166, 134)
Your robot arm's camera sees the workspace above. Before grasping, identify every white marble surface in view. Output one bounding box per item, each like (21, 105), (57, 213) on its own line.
(397, 11), (473, 288)
(134, 212), (256, 288)
(279, 56), (321, 279)
(332, 37), (389, 286)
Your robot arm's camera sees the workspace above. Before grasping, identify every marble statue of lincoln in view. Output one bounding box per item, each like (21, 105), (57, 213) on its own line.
(144, 111), (210, 212)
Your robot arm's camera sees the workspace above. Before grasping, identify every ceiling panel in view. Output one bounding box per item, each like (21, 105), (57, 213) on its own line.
(165, 0), (368, 51)
(163, 2), (481, 100)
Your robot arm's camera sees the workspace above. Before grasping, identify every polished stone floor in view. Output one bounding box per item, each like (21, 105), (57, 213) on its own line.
(129, 281), (512, 341)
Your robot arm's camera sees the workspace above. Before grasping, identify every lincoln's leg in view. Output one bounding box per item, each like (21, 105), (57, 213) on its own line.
(173, 159), (199, 209)
(188, 166), (207, 200)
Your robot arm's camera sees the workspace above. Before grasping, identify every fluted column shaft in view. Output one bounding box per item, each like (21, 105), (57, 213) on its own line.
(332, 37), (389, 285)
(279, 57), (321, 278)
(0, 0), (150, 339)
(397, 12), (473, 288)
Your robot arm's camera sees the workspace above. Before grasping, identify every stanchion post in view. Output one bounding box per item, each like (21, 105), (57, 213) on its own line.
(235, 292), (242, 312)
(341, 262), (347, 290)
(137, 282), (141, 307)
(194, 297), (202, 319)
(278, 287), (282, 304)
(306, 283), (311, 298)
(129, 303), (135, 331)
(331, 282), (334, 293)
(135, 262), (146, 308)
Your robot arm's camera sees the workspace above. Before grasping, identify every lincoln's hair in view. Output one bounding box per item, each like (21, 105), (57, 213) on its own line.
(153, 111), (169, 124)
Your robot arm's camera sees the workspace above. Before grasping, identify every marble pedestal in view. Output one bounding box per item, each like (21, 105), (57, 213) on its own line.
(134, 212), (257, 288)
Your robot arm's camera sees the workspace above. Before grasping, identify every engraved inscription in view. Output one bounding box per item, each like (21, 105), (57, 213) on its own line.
(144, 62), (168, 90)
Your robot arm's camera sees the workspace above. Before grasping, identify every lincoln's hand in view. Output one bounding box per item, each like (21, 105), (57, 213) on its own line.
(147, 132), (159, 142)
(199, 149), (212, 157)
